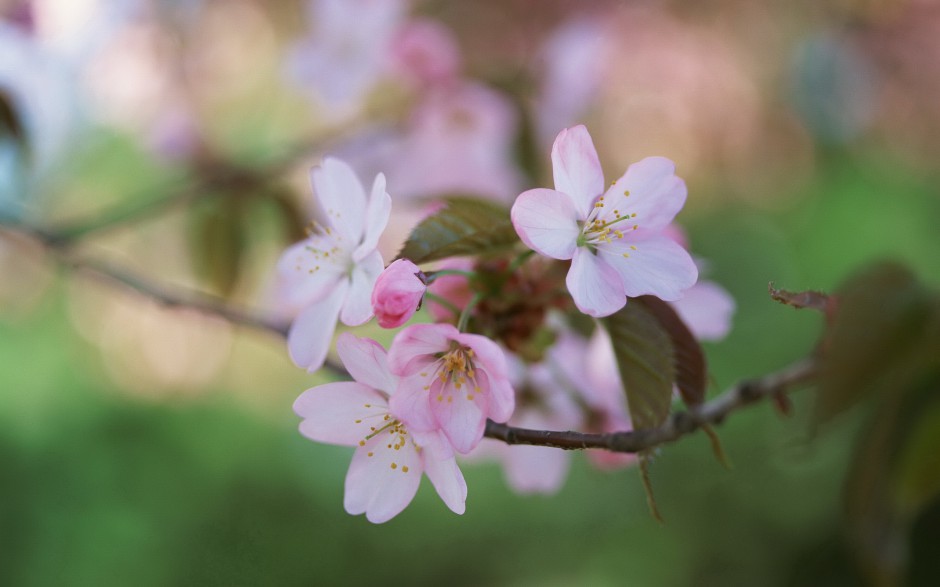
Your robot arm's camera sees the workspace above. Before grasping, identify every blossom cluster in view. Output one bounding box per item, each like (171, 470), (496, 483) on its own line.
(279, 122), (734, 522)
(273, 0), (735, 524)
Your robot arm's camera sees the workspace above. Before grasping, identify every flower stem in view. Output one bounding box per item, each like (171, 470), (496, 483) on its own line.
(425, 269), (476, 283)
(456, 292), (484, 332)
(424, 293), (461, 317)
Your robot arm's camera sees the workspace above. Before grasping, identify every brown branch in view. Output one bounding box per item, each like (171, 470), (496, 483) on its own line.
(2, 218), (817, 454)
(484, 357), (817, 453)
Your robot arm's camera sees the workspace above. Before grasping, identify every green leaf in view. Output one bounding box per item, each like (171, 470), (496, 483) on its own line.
(894, 395), (940, 517)
(636, 295), (707, 407)
(601, 301), (676, 432)
(816, 261), (936, 426)
(396, 197), (518, 264)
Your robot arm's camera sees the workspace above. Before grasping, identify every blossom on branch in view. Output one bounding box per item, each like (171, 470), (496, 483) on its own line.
(372, 258), (426, 328)
(277, 157), (391, 372)
(293, 333), (467, 523)
(387, 323), (515, 454)
(511, 125), (698, 317)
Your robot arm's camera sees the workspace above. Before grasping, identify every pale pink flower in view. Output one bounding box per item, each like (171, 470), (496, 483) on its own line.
(470, 352), (581, 494)
(285, 0), (405, 115)
(387, 323), (515, 454)
(425, 258), (474, 323)
(389, 18), (461, 89)
(511, 125), (698, 317)
(662, 225), (735, 342)
(372, 258), (426, 328)
(385, 82), (523, 204)
(277, 158), (391, 372)
(293, 333), (467, 523)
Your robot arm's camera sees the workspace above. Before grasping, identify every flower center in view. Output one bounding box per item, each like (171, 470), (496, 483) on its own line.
(578, 194), (639, 250)
(421, 346), (483, 403)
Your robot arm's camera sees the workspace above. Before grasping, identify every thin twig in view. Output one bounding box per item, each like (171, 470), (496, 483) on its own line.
(483, 358), (817, 453)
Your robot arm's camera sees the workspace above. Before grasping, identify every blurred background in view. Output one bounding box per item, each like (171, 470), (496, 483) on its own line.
(1, 0), (939, 585)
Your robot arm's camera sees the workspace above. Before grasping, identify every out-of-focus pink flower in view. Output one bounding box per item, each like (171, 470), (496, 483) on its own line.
(387, 323), (515, 453)
(511, 125), (698, 317)
(276, 157), (391, 372)
(471, 352), (581, 494)
(426, 258), (474, 323)
(389, 18), (461, 89)
(285, 0), (405, 115)
(385, 82), (523, 204)
(372, 258), (426, 328)
(662, 224), (736, 342)
(535, 18), (606, 145)
(671, 280), (736, 342)
(294, 333), (467, 523)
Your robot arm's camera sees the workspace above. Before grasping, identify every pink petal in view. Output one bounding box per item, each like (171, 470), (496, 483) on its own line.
(670, 280), (735, 341)
(335, 333), (397, 394)
(551, 125), (605, 218)
(510, 188), (580, 260)
(603, 157), (687, 232)
(388, 374), (437, 432)
(340, 250), (383, 325)
(566, 247), (626, 317)
(414, 429), (467, 515)
(353, 172), (392, 262)
(344, 435), (423, 524)
(288, 281), (349, 372)
(600, 235), (698, 301)
(431, 379), (488, 454)
(311, 158), (367, 242)
(480, 369), (515, 423)
(387, 323), (458, 376)
(505, 443), (570, 495)
(294, 382), (389, 446)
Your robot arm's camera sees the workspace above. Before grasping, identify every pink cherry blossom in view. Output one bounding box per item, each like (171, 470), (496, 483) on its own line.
(293, 333), (467, 523)
(469, 352), (581, 494)
(387, 323), (515, 454)
(372, 258), (426, 328)
(511, 125), (698, 317)
(277, 157), (391, 372)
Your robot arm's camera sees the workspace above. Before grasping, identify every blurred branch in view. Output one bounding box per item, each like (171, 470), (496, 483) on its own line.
(50, 118), (373, 244)
(0, 218), (347, 376)
(484, 358), (818, 453)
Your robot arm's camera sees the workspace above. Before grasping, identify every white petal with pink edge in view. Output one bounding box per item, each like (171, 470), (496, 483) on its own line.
(600, 235), (698, 301)
(510, 188), (580, 260)
(335, 333), (397, 395)
(566, 248), (626, 317)
(602, 157), (687, 233)
(344, 434), (422, 524)
(551, 125), (605, 218)
(287, 281), (349, 372)
(294, 382), (389, 446)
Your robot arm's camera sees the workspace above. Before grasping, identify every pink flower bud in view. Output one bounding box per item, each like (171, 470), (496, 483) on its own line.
(372, 259), (426, 328)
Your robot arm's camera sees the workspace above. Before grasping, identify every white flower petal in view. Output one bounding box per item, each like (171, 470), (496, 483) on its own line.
(336, 333), (397, 395)
(510, 188), (580, 260)
(551, 125), (605, 218)
(311, 158), (367, 242)
(603, 157), (687, 232)
(344, 434), (422, 524)
(287, 281), (349, 372)
(566, 247), (626, 317)
(294, 382), (389, 446)
(600, 235), (698, 301)
(340, 250), (383, 325)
